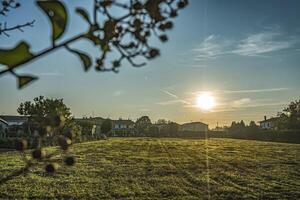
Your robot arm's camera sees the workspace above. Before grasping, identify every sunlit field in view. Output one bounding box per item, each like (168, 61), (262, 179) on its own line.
(0, 138), (299, 199)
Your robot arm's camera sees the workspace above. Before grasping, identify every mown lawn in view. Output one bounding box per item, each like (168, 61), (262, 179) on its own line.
(0, 138), (299, 199)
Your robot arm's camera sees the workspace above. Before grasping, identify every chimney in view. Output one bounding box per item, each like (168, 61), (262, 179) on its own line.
(264, 116), (267, 121)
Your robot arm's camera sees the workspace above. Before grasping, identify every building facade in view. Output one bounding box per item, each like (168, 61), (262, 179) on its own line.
(111, 119), (135, 136)
(259, 116), (280, 130)
(180, 122), (208, 132)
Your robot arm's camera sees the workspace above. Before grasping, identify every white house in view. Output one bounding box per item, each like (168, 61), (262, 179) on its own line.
(180, 122), (208, 132)
(112, 119), (135, 136)
(259, 116), (280, 130)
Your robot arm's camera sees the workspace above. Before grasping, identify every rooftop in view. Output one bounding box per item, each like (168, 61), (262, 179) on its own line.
(113, 119), (135, 125)
(0, 115), (28, 122)
(181, 121), (208, 126)
(258, 117), (280, 123)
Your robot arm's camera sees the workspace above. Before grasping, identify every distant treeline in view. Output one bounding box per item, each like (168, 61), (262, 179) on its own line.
(208, 130), (300, 144)
(1, 129), (300, 149)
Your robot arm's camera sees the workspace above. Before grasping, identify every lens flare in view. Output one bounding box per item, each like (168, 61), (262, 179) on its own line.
(196, 93), (215, 110)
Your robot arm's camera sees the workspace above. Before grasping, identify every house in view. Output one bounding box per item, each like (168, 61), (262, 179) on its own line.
(180, 121), (208, 132)
(153, 123), (169, 133)
(0, 118), (9, 138)
(0, 115), (28, 137)
(111, 119), (135, 136)
(152, 122), (181, 136)
(0, 115), (28, 126)
(259, 116), (280, 130)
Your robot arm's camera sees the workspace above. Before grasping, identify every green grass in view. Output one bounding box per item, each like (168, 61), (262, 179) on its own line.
(0, 138), (299, 199)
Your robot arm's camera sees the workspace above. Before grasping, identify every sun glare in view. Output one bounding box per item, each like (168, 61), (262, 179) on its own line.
(196, 92), (215, 110)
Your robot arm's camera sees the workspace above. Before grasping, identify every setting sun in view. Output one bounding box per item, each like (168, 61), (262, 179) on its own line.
(196, 93), (216, 110)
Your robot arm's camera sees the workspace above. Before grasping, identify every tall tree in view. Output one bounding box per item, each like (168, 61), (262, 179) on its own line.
(278, 100), (300, 130)
(17, 96), (72, 135)
(247, 121), (259, 133)
(249, 121), (257, 127)
(240, 120), (246, 128)
(101, 119), (112, 135)
(135, 116), (152, 135)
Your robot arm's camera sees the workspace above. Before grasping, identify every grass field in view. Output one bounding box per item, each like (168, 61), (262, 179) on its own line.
(0, 138), (299, 199)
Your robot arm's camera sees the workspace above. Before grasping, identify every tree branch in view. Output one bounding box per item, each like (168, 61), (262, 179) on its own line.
(0, 0), (188, 87)
(0, 20), (35, 37)
(0, 33), (86, 77)
(93, 0), (97, 25)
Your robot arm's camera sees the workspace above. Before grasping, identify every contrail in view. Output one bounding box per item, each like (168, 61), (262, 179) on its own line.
(160, 89), (191, 105)
(160, 89), (179, 99)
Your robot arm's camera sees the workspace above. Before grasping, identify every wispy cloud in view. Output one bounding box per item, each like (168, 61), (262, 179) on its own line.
(218, 87), (290, 94)
(194, 29), (298, 60)
(113, 90), (124, 97)
(191, 87), (289, 95)
(232, 98), (251, 107)
(157, 99), (190, 106)
(193, 35), (232, 60)
(35, 71), (63, 76)
(233, 101), (286, 109)
(209, 98), (286, 113)
(140, 108), (150, 112)
(233, 32), (295, 56)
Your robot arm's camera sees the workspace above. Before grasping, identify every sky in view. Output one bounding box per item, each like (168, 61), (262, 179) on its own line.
(1, 0), (300, 127)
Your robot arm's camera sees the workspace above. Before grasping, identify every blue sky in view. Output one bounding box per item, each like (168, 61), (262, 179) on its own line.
(1, 0), (300, 127)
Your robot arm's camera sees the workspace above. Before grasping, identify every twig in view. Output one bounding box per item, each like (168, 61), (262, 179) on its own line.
(0, 0), (17, 16)
(0, 20), (35, 37)
(93, 0), (97, 25)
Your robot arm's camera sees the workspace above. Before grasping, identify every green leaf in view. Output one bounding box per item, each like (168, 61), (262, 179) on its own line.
(37, 0), (68, 42)
(67, 48), (92, 71)
(84, 27), (102, 46)
(0, 41), (33, 68)
(18, 75), (38, 89)
(76, 8), (91, 24)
